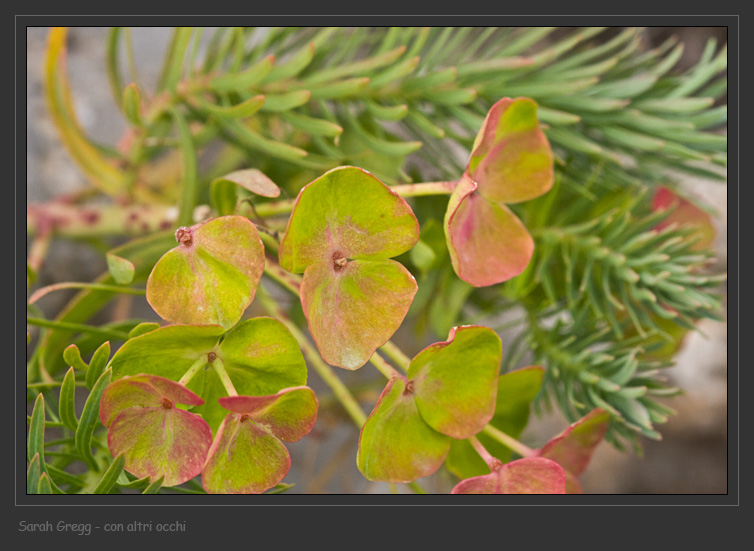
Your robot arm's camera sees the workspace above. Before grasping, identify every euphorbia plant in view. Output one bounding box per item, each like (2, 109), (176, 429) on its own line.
(26, 26), (726, 497)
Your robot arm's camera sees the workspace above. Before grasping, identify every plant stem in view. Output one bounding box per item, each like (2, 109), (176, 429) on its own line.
(178, 356), (209, 386)
(210, 357), (237, 397)
(379, 341), (411, 372)
(28, 282), (146, 305)
(26, 317), (131, 341)
(481, 425), (536, 458)
(256, 284), (367, 427)
(392, 180), (457, 197)
(263, 261), (303, 296)
(368, 352), (402, 380)
(468, 435), (498, 468)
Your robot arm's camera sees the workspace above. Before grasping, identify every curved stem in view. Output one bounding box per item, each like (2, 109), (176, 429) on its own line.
(481, 425), (536, 458)
(391, 180), (457, 197)
(26, 317), (130, 341)
(210, 357), (237, 397)
(368, 352), (402, 380)
(379, 341), (411, 372)
(468, 435), (498, 469)
(28, 282), (145, 305)
(178, 355), (209, 386)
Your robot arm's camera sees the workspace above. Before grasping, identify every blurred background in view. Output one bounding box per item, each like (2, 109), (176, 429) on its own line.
(26, 26), (728, 494)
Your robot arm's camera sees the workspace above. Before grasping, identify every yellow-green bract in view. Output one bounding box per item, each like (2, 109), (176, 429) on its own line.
(278, 166), (420, 370)
(146, 215), (265, 329)
(358, 326), (502, 483)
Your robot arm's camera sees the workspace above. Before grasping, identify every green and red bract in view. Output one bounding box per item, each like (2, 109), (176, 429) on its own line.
(357, 326), (502, 482)
(444, 97), (554, 287)
(99, 374), (212, 487)
(278, 166), (420, 370)
(107, 317), (308, 434)
(446, 365), (544, 479)
(537, 408), (610, 494)
(146, 215), (265, 329)
(652, 186), (716, 251)
(201, 386), (318, 494)
(451, 457), (566, 494)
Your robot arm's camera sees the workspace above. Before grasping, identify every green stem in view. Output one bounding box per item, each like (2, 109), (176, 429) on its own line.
(379, 341), (411, 372)
(178, 356), (209, 386)
(481, 425), (536, 458)
(210, 357), (237, 397)
(26, 317), (130, 341)
(368, 352), (402, 380)
(392, 180), (457, 197)
(468, 435), (499, 469)
(28, 282), (145, 305)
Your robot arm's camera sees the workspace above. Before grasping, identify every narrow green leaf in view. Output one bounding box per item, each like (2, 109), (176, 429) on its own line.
(122, 83), (143, 126)
(259, 90), (311, 112)
(210, 54), (274, 91)
(198, 94), (266, 119)
(600, 127), (666, 152)
(685, 105), (727, 130)
(158, 27), (194, 92)
(345, 111), (423, 157)
(537, 106), (581, 125)
(589, 74), (657, 98)
(93, 453), (126, 494)
(304, 46), (406, 85)
(37, 473), (53, 494)
(422, 87), (476, 106)
(63, 344), (89, 372)
(365, 100), (408, 121)
(59, 367), (79, 431)
(406, 109), (445, 139)
(280, 110), (343, 137)
(44, 27), (126, 195)
(635, 97), (714, 114)
(496, 77), (599, 98)
(28, 394), (46, 464)
(171, 108), (199, 227)
(367, 55), (420, 89)
(142, 476), (165, 494)
(27, 453), (42, 494)
(498, 27), (556, 56)
(106, 253), (135, 285)
(75, 368), (113, 471)
(262, 42), (315, 83)
(402, 67), (457, 92)
(106, 27), (125, 112)
(456, 56), (534, 77)
(545, 96), (630, 113)
(308, 77), (370, 100)
(86, 341), (111, 390)
(219, 118), (308, 160)
(210, 179), (237, 216)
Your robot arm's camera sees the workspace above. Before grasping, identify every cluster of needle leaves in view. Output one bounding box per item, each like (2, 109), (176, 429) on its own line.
(26, 26), (726, 494)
